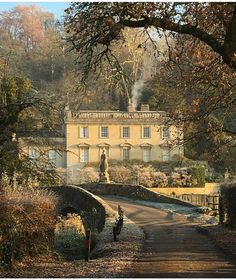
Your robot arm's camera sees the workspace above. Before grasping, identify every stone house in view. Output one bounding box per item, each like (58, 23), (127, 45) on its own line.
(21, 104), (184, 183)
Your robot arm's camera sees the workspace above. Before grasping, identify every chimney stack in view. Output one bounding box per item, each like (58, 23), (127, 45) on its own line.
(141, 104), (150, 111)
(128, 98), (135, 112)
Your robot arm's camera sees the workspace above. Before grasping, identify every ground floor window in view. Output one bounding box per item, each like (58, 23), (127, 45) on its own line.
(48, 150), (57, 166)
(123, 148), (130, 160)
(80, 147), (89, 162)
(143, 148), (151, 162)
(162, 150), (170, 162)
(28, 147), (39, 161)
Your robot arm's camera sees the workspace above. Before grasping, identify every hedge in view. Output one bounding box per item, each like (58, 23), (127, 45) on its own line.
(219, 183), (236, 229)
(187, 166), (205, 187)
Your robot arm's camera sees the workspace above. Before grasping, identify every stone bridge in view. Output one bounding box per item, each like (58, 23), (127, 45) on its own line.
(42, 183), (195, 232)
(42, 185), (111, 232)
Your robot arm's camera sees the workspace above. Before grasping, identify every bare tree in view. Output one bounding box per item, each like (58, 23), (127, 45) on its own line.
(64, 3), (236, 73)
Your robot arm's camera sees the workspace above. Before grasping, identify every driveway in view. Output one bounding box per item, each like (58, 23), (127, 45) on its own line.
(103, 196), (236, 278)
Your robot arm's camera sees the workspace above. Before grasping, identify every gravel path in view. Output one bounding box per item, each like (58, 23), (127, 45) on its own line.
(103, 196), (236, 278)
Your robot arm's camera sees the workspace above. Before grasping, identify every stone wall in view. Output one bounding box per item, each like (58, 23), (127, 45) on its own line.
(42, 185), (111, 232)
(152, 183), (221, 196)
(80, 183), (196, 207)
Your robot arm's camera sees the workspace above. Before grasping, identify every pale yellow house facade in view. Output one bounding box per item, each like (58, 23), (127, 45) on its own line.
(22, 104), (184, 183)
(65, 104), (184, 182)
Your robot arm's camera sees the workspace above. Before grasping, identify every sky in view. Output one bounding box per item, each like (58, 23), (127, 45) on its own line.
(0, 2), (70, 19)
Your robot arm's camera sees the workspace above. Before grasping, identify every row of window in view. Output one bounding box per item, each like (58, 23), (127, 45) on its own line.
(79, 147), (152, 163)
(79, 147), (171, 163)
(29, 147), (170, 164)
(79, 126), (170, 139)
(28, 148), (57, 165)
(29, 147), (152, 164)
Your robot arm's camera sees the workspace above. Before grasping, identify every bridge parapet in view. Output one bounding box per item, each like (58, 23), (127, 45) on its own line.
(42, 185), (112, 232)
(80, 183), (196, 208)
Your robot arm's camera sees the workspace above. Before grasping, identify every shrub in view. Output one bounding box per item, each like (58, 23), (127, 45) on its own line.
(0, 188), (58, 268)
(133, 165), (154, 187)
(187, 165), (205, 187)
(108, 164), (168, 187)
(132, 165), (168, 187)
(54, 214), (86, 260)
(169, 172), (193, 187)
(152, 171), (168, 187)
(77, 167), (99, 184)
(219, 183), (236, 229)
(109, 166), (133, 184)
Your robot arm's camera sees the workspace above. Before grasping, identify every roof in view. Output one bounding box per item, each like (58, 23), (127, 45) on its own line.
(65, 110), (168, 125)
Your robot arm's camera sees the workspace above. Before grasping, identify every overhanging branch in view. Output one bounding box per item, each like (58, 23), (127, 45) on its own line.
(122, 17), (224, 59)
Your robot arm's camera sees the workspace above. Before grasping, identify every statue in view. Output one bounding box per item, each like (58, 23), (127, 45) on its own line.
(99, 149), (110, 183)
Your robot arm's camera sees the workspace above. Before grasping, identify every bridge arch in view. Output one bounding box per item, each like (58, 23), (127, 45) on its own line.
(60, 206), (79, 216)
(42, 185), (107, 232)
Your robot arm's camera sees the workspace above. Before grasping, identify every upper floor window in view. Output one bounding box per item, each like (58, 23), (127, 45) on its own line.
(80, 147), (89, 163)
(143, 126), (150, 138)
(122, 127), (130, 138)
(80, 126), (89, 138)
(100, 126), (109, 138)
(48, 150), (56, 166)
(162, 127), (170, 139)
